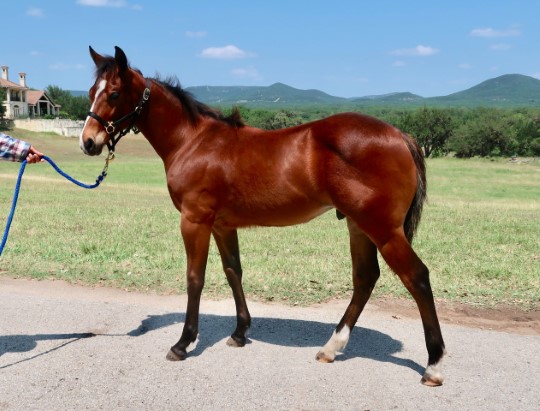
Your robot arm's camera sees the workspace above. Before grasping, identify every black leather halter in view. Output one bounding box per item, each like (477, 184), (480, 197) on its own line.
(87, 78), (151, 152)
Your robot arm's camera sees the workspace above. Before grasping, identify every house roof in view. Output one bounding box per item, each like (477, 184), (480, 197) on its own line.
(0, 78), (27, 90)
(26, 90), (46, 105)
(26, 89), (61, 107)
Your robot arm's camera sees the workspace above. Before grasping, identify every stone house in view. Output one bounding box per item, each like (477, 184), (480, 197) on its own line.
(1, 65), (60, 119)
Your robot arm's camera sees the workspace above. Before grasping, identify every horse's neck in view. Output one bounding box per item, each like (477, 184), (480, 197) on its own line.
(137, 87), (192, 162)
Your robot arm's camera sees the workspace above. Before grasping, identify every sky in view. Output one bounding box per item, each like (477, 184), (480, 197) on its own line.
(2, 0), (540, 98)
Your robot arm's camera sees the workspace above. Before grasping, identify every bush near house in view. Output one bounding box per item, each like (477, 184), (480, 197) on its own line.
(0, 87), (8, 130)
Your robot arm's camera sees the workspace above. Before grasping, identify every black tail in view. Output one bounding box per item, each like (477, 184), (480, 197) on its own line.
(401, 133), (427, 243)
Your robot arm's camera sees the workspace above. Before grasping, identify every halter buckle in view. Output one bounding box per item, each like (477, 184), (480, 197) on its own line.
(105, 122), (116, 134)
(143, 87), (150, 101)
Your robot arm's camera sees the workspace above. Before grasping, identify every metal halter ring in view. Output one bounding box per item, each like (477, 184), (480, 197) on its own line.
(105, 122), (116, 135)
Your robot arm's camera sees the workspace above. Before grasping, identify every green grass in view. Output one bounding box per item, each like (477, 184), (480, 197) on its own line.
(1, 130), (539, 309)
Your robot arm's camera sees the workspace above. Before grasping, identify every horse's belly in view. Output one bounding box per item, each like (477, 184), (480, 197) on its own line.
(217, 202), (333, 228)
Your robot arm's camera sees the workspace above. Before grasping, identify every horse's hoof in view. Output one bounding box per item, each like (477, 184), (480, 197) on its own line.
(226, 335), (246, 347)
(315, 350), (335, 363)
(421, 376), (443, 387)
(421, 359), (444, 386)
(166, 347), (186, 361)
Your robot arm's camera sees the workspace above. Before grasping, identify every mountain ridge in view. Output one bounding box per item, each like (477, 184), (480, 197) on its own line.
(69, 74), (540, 108)
(186, 74), (540, 108)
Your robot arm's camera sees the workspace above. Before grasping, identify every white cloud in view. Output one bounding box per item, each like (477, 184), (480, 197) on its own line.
(470, 27), (521, 38)
(186, 31), (207, 38)
(76, 0), (127, 7)
(199, 45), (253, 59)
(27, 7), (44, 17)
(490, 43), (512, 51)
(458, 63), (472, 69)
(532, 72), (540, 80)
(391, 45), (439, 57)
(49, 63), (86, 71)
(392, 60), (406, 67)
(30, 50), (42, 56)
(231, 67), (261, 80)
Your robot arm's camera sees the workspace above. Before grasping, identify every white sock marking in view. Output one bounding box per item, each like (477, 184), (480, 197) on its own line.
(423, 349), (446, 385)
(318, 325), (351, 361)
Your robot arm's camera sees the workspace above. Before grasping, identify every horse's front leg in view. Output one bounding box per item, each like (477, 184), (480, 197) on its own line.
(166, 216), (212, 361)
(212, 226), (251, 347)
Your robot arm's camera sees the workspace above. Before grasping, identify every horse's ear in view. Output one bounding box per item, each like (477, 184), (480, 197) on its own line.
(114, 46), (128, 73)
(89, 46), (103, 66)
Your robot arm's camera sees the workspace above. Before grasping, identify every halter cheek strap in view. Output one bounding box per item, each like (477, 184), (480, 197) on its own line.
(87, 78), (151, 152)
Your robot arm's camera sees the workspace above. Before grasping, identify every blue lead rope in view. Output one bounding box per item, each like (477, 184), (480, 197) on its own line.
(0, 154), (111, 256)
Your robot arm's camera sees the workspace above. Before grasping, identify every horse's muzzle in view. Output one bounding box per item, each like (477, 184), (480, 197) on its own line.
(82, 137), (104, 156)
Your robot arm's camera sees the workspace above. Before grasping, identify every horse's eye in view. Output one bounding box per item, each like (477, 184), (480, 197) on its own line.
(109, 91), (120, 100)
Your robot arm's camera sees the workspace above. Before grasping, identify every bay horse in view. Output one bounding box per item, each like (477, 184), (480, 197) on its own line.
(80, 46), (445, 386)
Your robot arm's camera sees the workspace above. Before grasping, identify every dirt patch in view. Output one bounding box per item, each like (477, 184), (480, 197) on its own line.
(370, 297), (540, 335)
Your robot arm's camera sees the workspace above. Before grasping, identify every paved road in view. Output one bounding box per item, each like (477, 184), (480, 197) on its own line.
(0, 277), (538, 410)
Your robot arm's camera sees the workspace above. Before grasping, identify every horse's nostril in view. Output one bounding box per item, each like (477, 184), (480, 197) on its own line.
(84, 138), (95, 152)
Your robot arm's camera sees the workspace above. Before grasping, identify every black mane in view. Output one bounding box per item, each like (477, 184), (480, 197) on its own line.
(94, 56), (244, 128)
(153, 75), (244, 128)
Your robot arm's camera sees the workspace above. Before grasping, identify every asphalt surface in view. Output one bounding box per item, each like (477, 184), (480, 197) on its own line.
(0, 277), (538, 410)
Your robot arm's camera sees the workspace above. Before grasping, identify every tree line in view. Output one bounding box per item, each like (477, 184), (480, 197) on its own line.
(4, 84), (539, 158)
(235, 105), (540, 158)
(45, 85), (90, 121)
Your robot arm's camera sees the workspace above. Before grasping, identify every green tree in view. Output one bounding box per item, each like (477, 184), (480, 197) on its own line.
(449, 109), (514, 157)
(510, 110), (540, 156)
(398, 107), (454, 157)
(268, 110), (303, 129)
(46, 85), (90, 120)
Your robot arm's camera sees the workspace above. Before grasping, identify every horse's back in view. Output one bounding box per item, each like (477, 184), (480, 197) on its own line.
(309, 112), (407, 155)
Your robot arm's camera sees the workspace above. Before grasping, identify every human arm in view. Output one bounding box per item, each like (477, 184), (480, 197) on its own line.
(0, 132), (42, 163)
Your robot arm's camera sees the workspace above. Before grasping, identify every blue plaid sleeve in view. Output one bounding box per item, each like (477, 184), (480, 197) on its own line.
(0, 132), (31, 162)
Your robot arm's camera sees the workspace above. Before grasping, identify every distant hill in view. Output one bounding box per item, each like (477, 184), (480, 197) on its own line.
(185, 82), (348, 107)
(352, 92), (424, 105)
(426, 74), (540, 107)
(70, 74), (540, 108)
(69, 90), (88, 97)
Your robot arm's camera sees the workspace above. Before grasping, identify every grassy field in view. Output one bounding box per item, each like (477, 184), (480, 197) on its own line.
(1, 129), (539, 309)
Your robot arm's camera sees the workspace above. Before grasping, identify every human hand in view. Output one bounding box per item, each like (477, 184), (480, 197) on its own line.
(26, 146), (44, 164)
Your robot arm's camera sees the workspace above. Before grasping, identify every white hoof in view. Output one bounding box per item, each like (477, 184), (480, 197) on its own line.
(421, 352), (445, 386)
(316, 325), (350, 363)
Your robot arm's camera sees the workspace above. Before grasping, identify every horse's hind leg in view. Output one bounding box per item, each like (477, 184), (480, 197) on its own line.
(213, 227), (251, 347)
(316, 218), (380, 362)
(377, 230), (446, 386)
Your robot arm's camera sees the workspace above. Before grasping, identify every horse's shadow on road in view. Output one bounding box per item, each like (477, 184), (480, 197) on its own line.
(0, 312), (423, 376)
(128, 312), (424, 375)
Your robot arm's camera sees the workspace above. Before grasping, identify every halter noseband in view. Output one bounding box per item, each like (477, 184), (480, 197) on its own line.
(87, 78), (151, 152)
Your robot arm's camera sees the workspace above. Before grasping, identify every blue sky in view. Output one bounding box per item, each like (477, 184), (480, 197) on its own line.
(2, 0), (540, 98)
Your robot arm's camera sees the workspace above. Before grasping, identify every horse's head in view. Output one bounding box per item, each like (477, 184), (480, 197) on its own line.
(80, 46), (150, 156)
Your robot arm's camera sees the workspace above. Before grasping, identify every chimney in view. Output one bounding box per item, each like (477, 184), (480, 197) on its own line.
(19, 72), (27, 88)
(1, 66), (8, 81)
